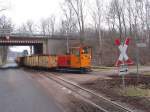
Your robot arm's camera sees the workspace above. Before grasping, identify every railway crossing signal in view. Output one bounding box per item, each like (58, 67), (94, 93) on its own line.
(115, 37), (134, 88)
(115, 38), (134, 67)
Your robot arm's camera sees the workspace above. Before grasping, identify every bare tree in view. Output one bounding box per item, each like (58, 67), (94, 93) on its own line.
(17, 24), (28, 34)
(109, 0), (125, 40)
(49, 15), (56, 35)
(25, 20), (36, 54)
(126, 0), (133, 36)
(107, 4), (117, 38)
(137, 1), (145, 40)
(39, 15), (56, 35)
(0, 15), (13, 65)
(145, 0), (150, 47)
(65, 0), (86, 42)
(122, 0), (127, 37)
(130, 0), (144, 41)
(17, 20), (36, 34)
(61, 1), (77, 34)
(60, 1), (79, 53)
(26, 20), (35, 34)
(90, 0), (104, 65)
(40, 19), (47, 35)
(0, 1), (12, 65)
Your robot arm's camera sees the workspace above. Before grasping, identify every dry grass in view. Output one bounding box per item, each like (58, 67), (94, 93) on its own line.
(119, 86), (150, 97)
(92, 66), (114, 72)
(142, 71), (150, 76)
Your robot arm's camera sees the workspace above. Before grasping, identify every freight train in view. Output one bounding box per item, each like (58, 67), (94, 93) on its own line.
(16, 45), (92, 73)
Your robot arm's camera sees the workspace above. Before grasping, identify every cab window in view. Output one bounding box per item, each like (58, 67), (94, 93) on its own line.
(82, 47), (91, 54)
(71, 48), (80, 57)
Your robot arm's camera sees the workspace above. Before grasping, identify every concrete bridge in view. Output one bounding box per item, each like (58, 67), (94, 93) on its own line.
(0, 33), (80, 65)
(0, 34), (79, 54)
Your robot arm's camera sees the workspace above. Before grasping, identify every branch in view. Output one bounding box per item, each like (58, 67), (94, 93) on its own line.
(0, 8), (7, 12)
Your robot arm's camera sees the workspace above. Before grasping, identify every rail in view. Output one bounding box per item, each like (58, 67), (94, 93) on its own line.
(39, 71), (134, 112)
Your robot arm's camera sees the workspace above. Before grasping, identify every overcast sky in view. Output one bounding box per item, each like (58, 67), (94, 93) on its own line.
(1, 0), (62, 26)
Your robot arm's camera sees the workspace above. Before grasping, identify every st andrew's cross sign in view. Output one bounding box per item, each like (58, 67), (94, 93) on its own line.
(115, 38), (134, 67)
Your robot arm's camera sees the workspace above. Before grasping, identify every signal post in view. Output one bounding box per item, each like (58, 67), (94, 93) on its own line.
(115, 38), (134, 88)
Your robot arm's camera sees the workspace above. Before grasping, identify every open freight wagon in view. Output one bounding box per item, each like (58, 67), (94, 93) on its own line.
(16, 46), (92, 73)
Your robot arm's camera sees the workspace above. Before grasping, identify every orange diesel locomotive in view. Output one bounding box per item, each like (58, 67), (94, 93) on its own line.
(17, 45), (92, 72)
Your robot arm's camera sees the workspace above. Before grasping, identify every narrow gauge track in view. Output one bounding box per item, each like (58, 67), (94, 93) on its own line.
(38, 71), (134, 112)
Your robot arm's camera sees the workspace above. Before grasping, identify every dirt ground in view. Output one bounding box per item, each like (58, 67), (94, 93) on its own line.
(24, 68), (150, 112)
(59, 72), (111, 84)
(66, 95), (101, 112)
(80, 73), (150, 112)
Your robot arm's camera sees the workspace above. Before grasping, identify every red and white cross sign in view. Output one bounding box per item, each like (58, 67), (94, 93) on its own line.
(115, 38), (134, 66)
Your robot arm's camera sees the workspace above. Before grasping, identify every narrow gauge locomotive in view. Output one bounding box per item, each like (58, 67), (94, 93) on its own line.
(16, 45), (92, 73)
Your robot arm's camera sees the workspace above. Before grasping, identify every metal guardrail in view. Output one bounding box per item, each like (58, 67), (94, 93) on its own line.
(0, 28), (80, 38)
(0, 33), (79, 40)
(0, 28), (11, 36)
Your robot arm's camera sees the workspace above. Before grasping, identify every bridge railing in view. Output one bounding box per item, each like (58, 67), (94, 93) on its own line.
(0, 28), (11, 36)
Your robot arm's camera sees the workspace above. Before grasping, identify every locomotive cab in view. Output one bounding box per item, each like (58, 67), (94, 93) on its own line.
(70, 46), (92, 71)
(80, 46), (92, 68)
